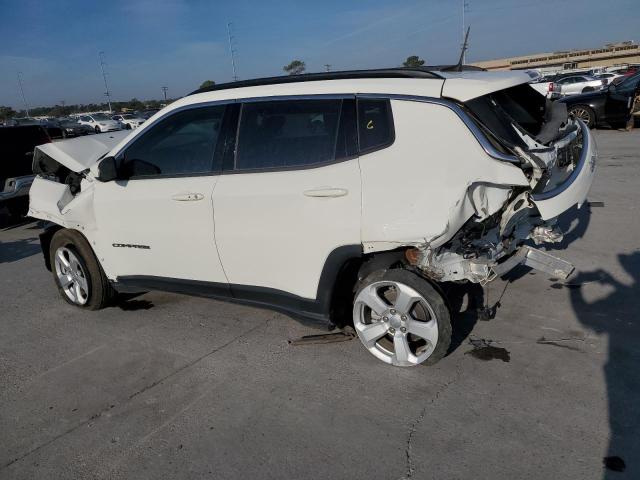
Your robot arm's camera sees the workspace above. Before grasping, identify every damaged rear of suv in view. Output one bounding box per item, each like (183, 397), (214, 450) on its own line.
(28, 69), (596, 368)
(407, 79), (595, 285)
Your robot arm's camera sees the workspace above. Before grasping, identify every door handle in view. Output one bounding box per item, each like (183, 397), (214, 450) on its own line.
(303, 188), (348, 198)
(172, 193), (204, 201)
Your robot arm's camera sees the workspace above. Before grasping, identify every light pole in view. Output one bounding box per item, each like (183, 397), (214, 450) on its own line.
(17, 72), (30, 117)
(98, 51), (112, 113)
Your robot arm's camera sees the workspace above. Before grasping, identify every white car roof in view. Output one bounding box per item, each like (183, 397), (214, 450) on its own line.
(171, 70), (531, 110)
(108, 70), (532, 157)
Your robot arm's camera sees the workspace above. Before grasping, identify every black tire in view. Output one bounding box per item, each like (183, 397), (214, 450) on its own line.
(581, 87), (594, 93)
(353, 268), (452, 366)
(568, 105), (595, 128)
(49, 229), (113, 310)
(125, 124), (132, 130)
(95, 126), (101, 133)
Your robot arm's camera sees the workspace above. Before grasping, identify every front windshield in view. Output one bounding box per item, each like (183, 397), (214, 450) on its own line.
(92, 113), (111, 120)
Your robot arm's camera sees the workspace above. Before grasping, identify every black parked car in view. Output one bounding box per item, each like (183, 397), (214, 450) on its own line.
(5, 117), (65, 140)
(56, 118), (94, 137)
(560, 71), (640, 128)
(0, 125), (51, 217)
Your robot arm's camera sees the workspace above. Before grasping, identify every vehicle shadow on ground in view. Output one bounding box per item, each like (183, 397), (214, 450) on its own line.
(0, 237), (41, 264)
(556, 202), (593, 251)
(112, 293), (155, 311)
(443, 282), (485, 354)
(568, 252), (640, 478)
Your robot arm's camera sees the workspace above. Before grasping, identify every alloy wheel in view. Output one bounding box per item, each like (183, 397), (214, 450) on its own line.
(571, 107), (591, 124)
(54, 247), (89, 305)
(353, 280), (439, 366)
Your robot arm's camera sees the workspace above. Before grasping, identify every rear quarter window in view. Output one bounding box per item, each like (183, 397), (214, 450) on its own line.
(357, 98), (394, 153)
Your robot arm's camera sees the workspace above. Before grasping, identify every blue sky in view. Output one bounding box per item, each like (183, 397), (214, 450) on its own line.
(1, 0), (638, 108)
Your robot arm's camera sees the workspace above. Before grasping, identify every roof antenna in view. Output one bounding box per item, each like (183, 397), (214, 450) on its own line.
(454, 26), (470, 72)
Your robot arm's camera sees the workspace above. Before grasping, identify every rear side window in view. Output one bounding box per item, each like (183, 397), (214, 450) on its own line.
(235, 99), (345, 170)
(357, 99), (394, 152)
(121, 105), (225, 178)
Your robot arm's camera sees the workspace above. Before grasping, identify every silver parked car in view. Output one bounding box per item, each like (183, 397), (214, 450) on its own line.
(554, 75), (606, 96)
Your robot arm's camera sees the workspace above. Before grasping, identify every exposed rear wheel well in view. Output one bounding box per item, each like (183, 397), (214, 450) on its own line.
(39, 224), (64, 271)
(328, 249), (406, 328)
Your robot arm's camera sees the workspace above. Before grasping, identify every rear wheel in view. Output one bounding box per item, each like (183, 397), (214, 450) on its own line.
(568, 105), (595, 128)
(352, 269), (451, 367)
(50, 229), (113, 310)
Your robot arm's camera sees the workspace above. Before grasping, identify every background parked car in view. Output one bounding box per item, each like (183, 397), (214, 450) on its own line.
(56, 118), (94, 137)
(112, 113), (145, 129)
(38, 119), (65, 139)
(554, 75), (606, 96)
(0, 125), (51, 217)
(136, 109), (160, 120)
(560, 70), (640, 127)
(77, 113), (121, 133)
(596, 72), (624, 83)
(529, 79), (559, 99)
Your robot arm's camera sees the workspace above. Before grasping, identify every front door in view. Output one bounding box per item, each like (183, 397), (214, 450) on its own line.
(93, 105), (230, 285)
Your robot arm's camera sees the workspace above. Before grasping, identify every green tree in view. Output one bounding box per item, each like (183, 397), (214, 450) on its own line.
(283, 60), (306, 75)
(0, 105), (17, 121)
(199, 80), (216, 89)
(403, 55), (426, 68)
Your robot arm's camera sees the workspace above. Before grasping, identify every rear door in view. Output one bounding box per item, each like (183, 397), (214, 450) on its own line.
(212, 97), (361, 300)
(93, 104), (231, 286)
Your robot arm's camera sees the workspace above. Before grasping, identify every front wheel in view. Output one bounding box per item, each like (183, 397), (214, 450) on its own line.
(353, 269), (451, 367)
(94, 125), (101, 133)
(50, 229), (113, 310)
(568, 105), (595, 128)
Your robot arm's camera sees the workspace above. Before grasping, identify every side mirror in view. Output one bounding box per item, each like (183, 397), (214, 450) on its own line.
(97, 156), (118, 182)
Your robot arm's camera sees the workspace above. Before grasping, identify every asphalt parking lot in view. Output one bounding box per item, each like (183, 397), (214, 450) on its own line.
(0, 129), (638, 480)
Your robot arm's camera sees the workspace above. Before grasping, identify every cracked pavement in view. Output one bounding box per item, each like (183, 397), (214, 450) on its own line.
(1, 129), (639, 479)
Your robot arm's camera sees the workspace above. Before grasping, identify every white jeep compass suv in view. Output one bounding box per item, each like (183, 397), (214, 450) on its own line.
(29, 68), (596, 367)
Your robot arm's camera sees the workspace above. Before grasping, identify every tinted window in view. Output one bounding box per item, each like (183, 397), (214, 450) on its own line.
(121, 105), (225, 178)
(357, 99), (393, 152)
(236, 100), (343, 170)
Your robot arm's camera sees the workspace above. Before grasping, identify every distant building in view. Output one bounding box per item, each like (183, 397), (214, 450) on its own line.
(472, 41), (640, 73)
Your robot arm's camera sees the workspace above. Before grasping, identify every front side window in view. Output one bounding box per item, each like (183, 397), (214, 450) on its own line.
(357, 98), (394, 152)
(235, 99), (343, 170)
(120, 105), (225, 178)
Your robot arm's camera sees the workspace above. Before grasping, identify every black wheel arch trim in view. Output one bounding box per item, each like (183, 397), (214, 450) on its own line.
(39, 223), (64, 271)
(113, 245), (363, 323)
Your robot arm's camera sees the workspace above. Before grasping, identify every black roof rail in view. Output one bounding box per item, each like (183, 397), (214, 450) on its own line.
(189, 68), (445, 95)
